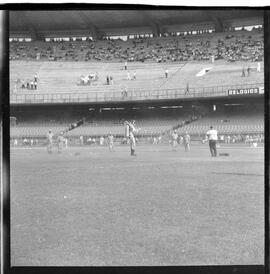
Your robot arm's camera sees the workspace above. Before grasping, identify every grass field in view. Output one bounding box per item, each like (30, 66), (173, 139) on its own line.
(10, 143), (264, 266)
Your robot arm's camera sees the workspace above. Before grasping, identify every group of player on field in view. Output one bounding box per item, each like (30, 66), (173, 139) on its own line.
(44, 119), (218, 157)
(46, 129), (115, 154)
(44, 116), (261, 157)
(170, 130), (191, 152)
(45, 120), (139, 155)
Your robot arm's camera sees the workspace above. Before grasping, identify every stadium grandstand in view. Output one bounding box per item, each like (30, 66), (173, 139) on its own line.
(9, 10), (264, 145)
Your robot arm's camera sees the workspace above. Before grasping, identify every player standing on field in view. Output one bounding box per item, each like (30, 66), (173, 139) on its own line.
(57, 132), (65, 153)
(171, 130), (178, 151)
(125, 120), (139, 156)
(205, 126), (218, 157)
(108, 133), (114, 152)
(183, 132), (190, 152)
(46, 129), (53, 154)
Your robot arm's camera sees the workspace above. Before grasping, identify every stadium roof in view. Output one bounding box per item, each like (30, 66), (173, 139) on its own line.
(10, 10), (263, 38)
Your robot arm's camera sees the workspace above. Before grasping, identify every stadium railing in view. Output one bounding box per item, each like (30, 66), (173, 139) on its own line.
(10, 82), (263, 104)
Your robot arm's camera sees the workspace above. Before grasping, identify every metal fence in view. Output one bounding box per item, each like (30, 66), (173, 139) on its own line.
(10, 83), (264, 104)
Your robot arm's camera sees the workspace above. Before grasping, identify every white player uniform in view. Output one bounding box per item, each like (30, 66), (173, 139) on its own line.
(183, 134), (190, 152)
(46, 131), (53, 153)
(108, 134), (114, 152)
(125, 121), (138, 156)
(171, 132), (178, 150)
(57, 134), (65, 153)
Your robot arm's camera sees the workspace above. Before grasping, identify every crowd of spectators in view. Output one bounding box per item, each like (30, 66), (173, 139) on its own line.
(10, 28), (263, 63)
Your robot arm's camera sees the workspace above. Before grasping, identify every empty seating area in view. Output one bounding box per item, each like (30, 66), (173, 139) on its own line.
(10, 105), (263, 139)
(10, 117), (185, 138)
(10, 108), (193, 138)
(178, 105), (264, 135)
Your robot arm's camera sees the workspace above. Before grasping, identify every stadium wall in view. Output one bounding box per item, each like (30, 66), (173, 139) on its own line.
(10, 83), (264, 106)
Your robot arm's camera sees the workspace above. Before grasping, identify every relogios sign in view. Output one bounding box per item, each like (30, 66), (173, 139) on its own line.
(228, 87), (264, 96)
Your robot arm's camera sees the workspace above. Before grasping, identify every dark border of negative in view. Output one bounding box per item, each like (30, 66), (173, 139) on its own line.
(1, 4), (269, 274)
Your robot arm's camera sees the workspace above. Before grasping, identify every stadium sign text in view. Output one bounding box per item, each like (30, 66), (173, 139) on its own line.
(228, 88), (260, 96)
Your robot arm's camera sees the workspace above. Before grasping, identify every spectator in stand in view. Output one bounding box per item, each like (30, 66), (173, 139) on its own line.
(127, 71), (131, 80)
(247, 66), (251, 76)
(34, 80), (37, 90)
(79, 135), (84, 146)
(242, 67), (246, 77)
(30, 80), (34, 90)
(165, 69), (169, 79)
(257, 62), (261, 72)
(21, 79), (25, 89)
(110, 75), (114, 85)
(122, 87), (128, 98)
(34, 73), (38, 82)
(10, 29), (264, 63)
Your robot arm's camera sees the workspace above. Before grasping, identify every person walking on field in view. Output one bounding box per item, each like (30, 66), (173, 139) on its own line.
(183, 132), (191, 152)
(127, 71), (131, 80)
(171, 130), (178, 151)
(108, 133), (114, 152)
(57, 132), (65, 153)
(204, 126), (218, 157)
(46, 129), (53, 154)
(165, 69), (169, 79)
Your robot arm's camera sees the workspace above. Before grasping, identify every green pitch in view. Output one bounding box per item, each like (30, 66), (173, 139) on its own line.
(10, 144), (264, 266)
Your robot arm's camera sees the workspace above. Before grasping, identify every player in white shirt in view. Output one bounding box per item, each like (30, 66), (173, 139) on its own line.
(183, 132), (191, 152)
(57, 132), (65, 153)
(171, 130), (178, 151)
(108, 133), (114, 152)
(205, 126), (218, 157)
(100, 136), (105, 145)
(125, 120), (139, 156)
(79, 135), (84, 146)
(64, 138), (68, 148)
(46, 129), (53, 154)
